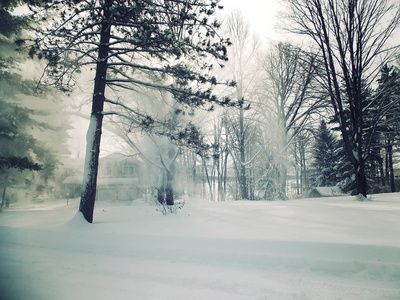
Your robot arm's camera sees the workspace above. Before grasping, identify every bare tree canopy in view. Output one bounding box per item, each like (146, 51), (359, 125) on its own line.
(282, 0), (400, 196)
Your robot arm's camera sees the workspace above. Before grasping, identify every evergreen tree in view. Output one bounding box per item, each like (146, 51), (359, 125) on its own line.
(312, 120), (338, 187)
(0, 2), (42, 171)
(374, 65), (400, 192)
(32, 0), (235, 222)
(0, 0), (64, 211)
(334, 138), (355, 193)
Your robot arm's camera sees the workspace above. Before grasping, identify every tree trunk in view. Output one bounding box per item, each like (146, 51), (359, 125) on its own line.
(294, 143), (300, 195)
(378, 156), (385, 187)
(157, 188), (165, 204)
(301, 143), (307, 193)
(296, 165), (300, 195)
(192, 153), (196, 196)
(355, 162), (368, 197)
(165, 170), (174, 206)
(202, 157), (213, 200)
(79, 0), (112, 223)
(239, 108), (248, 199)
(385, 150), (390, 186)
(223, 146), (228, 201)
(281, 166), (288, 200)
(388, 141), (395, 193)
(157, 171), (165, 204)
(354, 130), (367, 197)
(356, 76), (368, 197)
(249, 167), (255, 200)
(0, 176), (7, 213)
(217, 157), (222, 201)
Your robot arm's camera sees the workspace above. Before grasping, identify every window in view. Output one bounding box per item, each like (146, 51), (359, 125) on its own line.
(122, 162), (135, 177)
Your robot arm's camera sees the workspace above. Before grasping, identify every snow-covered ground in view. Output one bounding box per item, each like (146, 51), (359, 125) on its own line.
(1, 193), (400, 299)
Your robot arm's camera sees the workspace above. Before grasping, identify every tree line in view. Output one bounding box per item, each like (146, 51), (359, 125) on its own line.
(0, 0), (399, 222)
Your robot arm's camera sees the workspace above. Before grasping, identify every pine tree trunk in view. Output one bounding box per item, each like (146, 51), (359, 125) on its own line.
(79, 0), (112, 223)
(378, 156), (385, 187)
(385, 150), (390, 186)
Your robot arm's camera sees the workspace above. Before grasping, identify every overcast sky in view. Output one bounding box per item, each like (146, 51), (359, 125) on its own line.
(219, 0), (284, 41)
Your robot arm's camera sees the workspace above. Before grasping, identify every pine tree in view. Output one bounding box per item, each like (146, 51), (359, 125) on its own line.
(374, 65), (400, 192)
(327, 78), (386, 194)
(0, 0), (60, 211)
(312, 120), (338, 187)
(32, 0), (235, 222)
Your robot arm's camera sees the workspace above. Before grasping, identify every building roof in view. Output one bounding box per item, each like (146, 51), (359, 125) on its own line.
(309, 186), (343, 197)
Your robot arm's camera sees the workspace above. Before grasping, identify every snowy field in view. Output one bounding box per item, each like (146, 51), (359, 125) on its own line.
(1, 193), (400, 300)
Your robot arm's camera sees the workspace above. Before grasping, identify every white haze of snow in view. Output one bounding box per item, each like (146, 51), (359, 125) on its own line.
(1, 193), (400, 299)
(219, 0), (282, 41)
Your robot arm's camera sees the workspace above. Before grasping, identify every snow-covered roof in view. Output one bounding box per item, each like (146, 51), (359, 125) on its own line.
(310, 186), (343, 197)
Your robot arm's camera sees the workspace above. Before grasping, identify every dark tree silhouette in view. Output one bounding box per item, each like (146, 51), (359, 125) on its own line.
(284, 0), (400, 197)
(33, 0), (234, 222)
(312, 120), (338, 187)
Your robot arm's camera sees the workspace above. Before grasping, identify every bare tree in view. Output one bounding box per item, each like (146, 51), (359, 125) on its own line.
(293, 128), (315, 194)
(283, 0), (400, 197)
(222, 10), (261, 200)
(258, 42), (319, 199)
